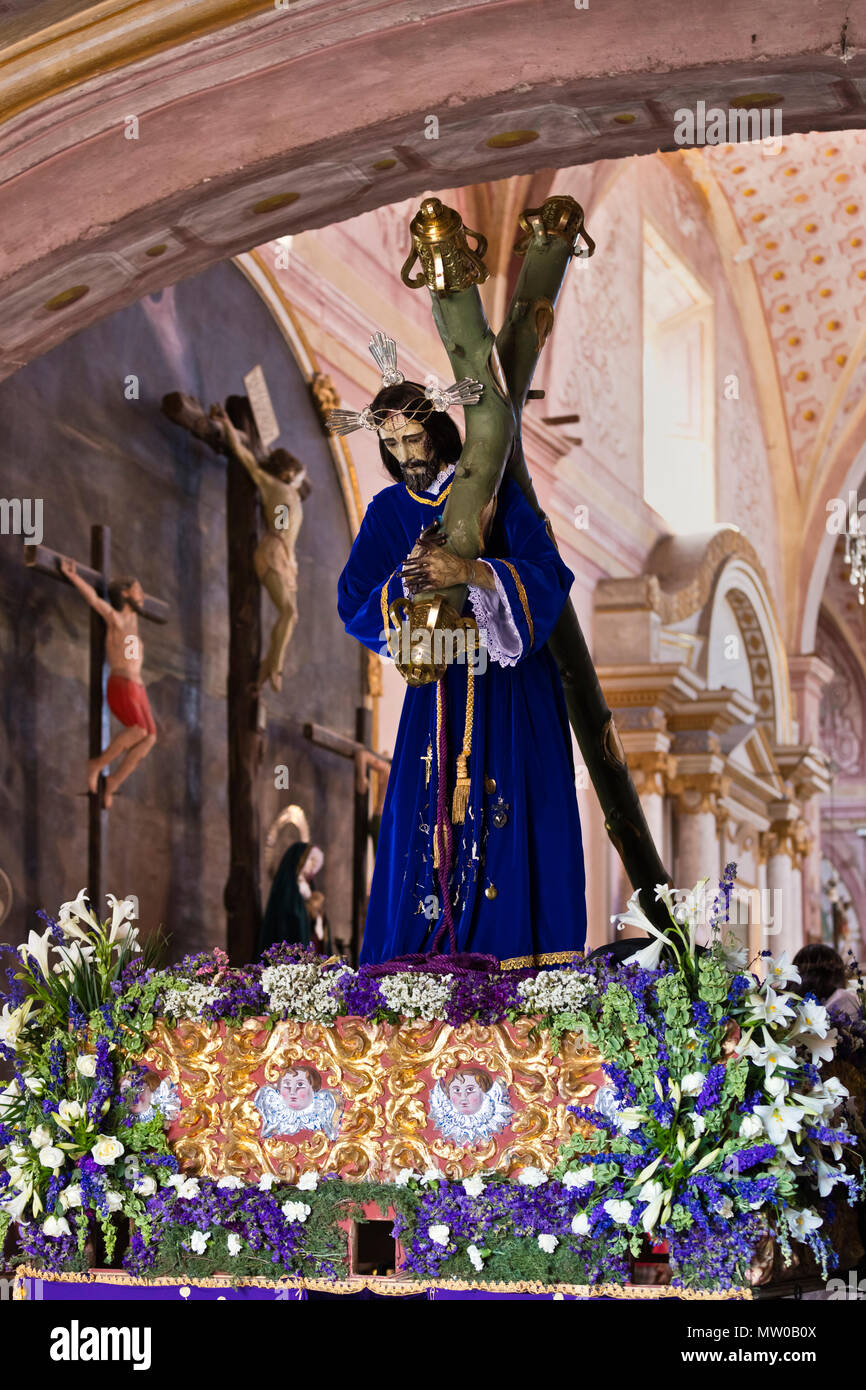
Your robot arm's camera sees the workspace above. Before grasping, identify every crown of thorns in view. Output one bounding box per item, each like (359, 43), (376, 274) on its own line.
(325, 333), (484, 437)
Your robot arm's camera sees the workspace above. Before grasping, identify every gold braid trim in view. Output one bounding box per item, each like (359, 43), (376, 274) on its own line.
(500, 949), (583, 970)
(405, 481), (453, 505)
(380, 570), (397, 636)
(13, 1264), (752, 1299)
(500, 561), (534, 647)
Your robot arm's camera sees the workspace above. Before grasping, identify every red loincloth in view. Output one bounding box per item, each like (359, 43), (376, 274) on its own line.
(106, 675), (156, 736)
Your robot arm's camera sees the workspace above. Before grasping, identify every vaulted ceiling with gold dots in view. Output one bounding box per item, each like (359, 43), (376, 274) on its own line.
(1, 0), (865, 380)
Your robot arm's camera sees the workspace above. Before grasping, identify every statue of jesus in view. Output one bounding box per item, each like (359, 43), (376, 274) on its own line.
(335, 344), (587, 968)
(209, 402), (309, 693)
(60, 559), (157, 807)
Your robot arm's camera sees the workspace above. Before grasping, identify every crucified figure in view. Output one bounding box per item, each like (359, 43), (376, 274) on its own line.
(209, 402), (309, 693)
(60, 559), (157, 808)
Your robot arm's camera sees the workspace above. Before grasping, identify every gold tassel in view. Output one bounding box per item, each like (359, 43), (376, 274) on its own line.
(451, 654), (475, 824)
(451, 753), (470, 823)
(433, 826), (440, 870)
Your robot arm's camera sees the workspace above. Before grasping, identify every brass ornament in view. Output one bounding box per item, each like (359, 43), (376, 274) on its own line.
(513, 195), (596, 260)
(386, 594), (478, 687)
(401, 198), (489, 296)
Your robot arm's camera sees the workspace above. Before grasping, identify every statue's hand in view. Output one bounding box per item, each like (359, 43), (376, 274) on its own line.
(209, 403), (255, 468)
(402, 547), (470, 592)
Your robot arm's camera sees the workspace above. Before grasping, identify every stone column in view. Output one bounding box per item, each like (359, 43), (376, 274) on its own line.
(760, 803), (801, 958)
(784, 654), (835, 942)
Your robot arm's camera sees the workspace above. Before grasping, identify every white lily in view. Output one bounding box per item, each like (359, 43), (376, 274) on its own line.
(754, 1099), (807, 1145)
(1, 1187), (32, 1222)
(0, 999), (34, 1049)
(786, 1208), (823, 1240)
(793, 1030), (836, 1066)
(612, 889), (676, 969)
(764, 951), (801, 990)
(53, 941), (95, 977)
(18, 928), (54, 979)
(57, 889), (100, 937)
(814, 1157), (848, 1198)
(747, 986), (797, 1028)
(792, 1000), (830, 1039)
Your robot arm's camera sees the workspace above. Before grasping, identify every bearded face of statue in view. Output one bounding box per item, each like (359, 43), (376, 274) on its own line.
(378, 412), (440, 493)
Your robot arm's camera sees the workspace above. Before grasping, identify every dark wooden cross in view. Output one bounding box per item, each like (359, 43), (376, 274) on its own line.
(303, 709), (390, 964)
(25, 527), (169, 911)
(162, 390), (270, 965)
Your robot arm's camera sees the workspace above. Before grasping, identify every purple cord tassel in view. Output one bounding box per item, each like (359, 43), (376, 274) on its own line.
(431, 676), (457, 954)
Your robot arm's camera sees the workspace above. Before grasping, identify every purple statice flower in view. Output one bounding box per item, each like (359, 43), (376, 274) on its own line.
(694, 1064), (725, 1115)
(444, 970), (524, 1027)
(732, 1144), (777, 1172)
(68, 997), (88, 1032)
(338, 968), (386, 1018)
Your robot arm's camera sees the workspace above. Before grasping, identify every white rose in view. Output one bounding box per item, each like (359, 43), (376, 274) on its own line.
(428, 1224), (450, 1247)
(281, 1201), (311, 1224)
(393, 1169), (415, 1188)
(42, 1214), (72, 1238)
(178, 1179), (200, 1200)
(227, 1233), (243, 1257)
(537, 1233), (559, 1254)
(462, 1175), (485, 1198)
(216, 1176), (243, 1190)
(603, 1199), (634, 1225)
(258, 1174), (276, 1191)
(189, 1230), (211, 1254)
(91, 1136), (124, 1166)
(562, 1166), (594, 1189)
(60, 1184), (82, 1210)
(57, 1100), (84, 1124)
(571, 1212), (591, 1236)
(739, 1113), (763, 1139)
(516, 1166), (547, 1187)
(420, 1167), (442, 1185)
(104, 1190), (124, 1212)
(29, 1125), (52, 1149)
(680, 1073), (706, 1096)
(467, 1244), (484, 1271)
(76, 1055), (98, 1078)
(38, 1145), (66, 1169)
(133, 1176), (157, 1197)
(296, 1171), (318, 1192)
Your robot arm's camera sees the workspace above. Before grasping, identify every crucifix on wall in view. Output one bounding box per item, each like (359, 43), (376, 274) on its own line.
(162, 370), (310, 963)
(25, 527), (169, 909)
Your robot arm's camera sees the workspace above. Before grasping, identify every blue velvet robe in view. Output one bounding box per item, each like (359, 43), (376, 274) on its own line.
(337, 471), (587, 967)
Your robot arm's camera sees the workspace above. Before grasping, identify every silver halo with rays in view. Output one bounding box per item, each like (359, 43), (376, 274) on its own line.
(325, 333), (484, 436)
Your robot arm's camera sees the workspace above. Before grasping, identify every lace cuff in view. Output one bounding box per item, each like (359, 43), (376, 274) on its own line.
(467, 566), (523, 667)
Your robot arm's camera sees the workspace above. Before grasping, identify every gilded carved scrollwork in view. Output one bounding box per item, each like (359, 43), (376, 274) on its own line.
(142, 1017), (603, 1182)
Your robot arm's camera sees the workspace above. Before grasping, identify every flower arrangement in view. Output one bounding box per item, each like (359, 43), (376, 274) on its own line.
(0, 892), (177, 1271)
(1, 868), (863, 1289)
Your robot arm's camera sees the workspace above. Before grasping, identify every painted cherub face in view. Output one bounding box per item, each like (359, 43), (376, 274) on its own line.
(378, 412), (437, 490)
(279, 1072), (314, 1111)
(448, 1075), (485, 1115)
(129, 1085), (153, 1116)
